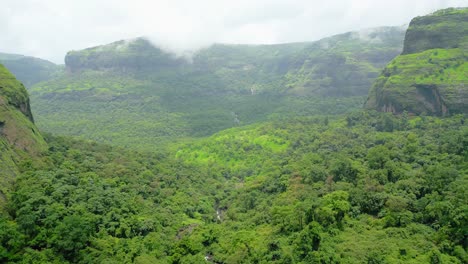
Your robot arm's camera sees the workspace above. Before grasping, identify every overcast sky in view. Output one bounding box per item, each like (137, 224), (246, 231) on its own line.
(1, 0), (466, 63)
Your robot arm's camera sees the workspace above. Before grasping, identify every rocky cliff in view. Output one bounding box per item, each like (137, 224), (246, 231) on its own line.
(366, 8), (468, 115)
(65, 38), (186, 73)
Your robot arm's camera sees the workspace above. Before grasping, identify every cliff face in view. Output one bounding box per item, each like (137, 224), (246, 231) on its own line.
(61, 27), (405, 97)
(402, 8), (468, 55)
(366, 8), (468, 115)
(0, 64), (35, 122)
(27, 27), (405, 147)
(0, 63), (47, 208)
(64, 38), (186, 73)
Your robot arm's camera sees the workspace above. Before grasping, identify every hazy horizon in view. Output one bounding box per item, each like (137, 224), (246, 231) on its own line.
(1, 0), (466, 63)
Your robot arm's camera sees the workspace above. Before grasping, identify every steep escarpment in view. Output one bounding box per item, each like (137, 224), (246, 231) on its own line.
(366, 8), (468, 115)
(30, 27), (405, 148)
(0, 64), (35, 122)
(62, 27), (404, 97)
(402, 8), (468, 54)
(65, 38), (186, 73)
(0, 64), (47, 208)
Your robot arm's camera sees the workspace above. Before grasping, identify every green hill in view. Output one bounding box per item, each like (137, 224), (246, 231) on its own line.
(0, 63), (47, 209)
(0, 53), (61, 88)
(30, 27), (405, 149)
(0, 9), (467, 264)
(366, 8), (468, 115)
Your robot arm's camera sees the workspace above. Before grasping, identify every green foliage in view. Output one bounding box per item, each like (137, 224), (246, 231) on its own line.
(1, 10), (467, 263)
(0, 112), (466, 263)
(0, 63), (47, 211)
(402, 8), (468, 54)
(0, 64), (32, 119)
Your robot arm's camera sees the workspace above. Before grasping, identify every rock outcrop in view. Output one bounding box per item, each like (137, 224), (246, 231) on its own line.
(366, 8), (468, 115)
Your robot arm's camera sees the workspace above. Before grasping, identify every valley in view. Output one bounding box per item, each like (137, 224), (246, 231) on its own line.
(0, 6), (467, 264)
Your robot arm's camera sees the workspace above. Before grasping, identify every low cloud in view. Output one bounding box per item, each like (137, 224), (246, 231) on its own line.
(1, 0), (466, 63)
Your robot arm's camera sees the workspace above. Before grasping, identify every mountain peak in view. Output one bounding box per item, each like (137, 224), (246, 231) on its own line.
(402, 7), (468, 55)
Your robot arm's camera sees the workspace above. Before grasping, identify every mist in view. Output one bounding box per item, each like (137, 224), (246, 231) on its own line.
(1, 0), (466, 63)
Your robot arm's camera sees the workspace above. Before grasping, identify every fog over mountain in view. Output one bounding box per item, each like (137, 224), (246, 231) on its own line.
(1, 0), (466, 63)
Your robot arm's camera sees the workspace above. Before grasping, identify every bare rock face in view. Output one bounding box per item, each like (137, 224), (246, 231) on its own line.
(366, 8), (468, 116)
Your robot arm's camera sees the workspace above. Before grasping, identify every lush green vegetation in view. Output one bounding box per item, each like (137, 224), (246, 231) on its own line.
(366, 48), (468, 115)
(0, 112), (466, 263)
(32, 84), (365, 149)
(366, 8), (468, 115)
(0, 64), (47, 211)
(1, 8), (467, 264)
(402, 8), (468, 54)
(28, 27), (404, 149)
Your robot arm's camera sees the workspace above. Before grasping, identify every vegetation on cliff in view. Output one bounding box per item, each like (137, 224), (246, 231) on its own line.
(0, 64), (47, 209)
(366, 8), (468, 115)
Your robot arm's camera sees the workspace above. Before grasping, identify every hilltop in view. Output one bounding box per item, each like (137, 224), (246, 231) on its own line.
(366, 8), (468, 115)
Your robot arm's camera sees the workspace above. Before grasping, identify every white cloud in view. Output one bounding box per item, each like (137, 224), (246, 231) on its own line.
(0, 0), (466, 63)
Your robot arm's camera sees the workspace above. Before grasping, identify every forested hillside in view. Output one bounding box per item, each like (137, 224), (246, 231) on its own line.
(29, 27), (405, 149)
(1, 112), (466, 263)
(0, 7), (467, 264)
(0, 64), (47, 209)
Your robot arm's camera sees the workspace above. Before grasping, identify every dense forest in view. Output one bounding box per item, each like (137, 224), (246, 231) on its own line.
(0, 6), (467, 264)
(1, 112), (467, 263)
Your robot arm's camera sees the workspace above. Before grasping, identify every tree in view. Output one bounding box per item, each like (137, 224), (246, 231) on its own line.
(294, 222), (322, 261)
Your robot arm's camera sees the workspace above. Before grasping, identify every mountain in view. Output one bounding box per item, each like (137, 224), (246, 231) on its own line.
(366, 8), (468, 115)
(0, 9), (467, 263)
(0, 63), (47, 208)
(63, 26), (404, 97)
(30, 27), (405, 149)
(0, 53), (61, 88)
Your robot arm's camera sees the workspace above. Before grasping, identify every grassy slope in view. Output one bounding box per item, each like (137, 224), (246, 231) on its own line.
(0, 64), (47, 208)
